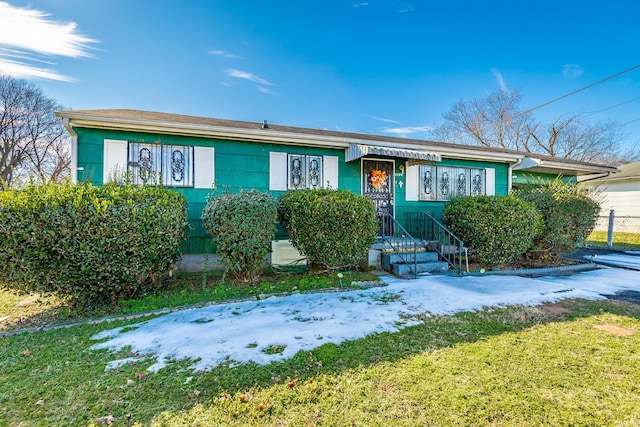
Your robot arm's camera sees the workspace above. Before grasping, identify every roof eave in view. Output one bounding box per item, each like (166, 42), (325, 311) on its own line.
(56, 111), (525, 164)
(523, 161), (618, 176)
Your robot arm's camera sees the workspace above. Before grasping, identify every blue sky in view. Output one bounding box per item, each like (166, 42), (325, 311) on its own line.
(1, 0), (639, 152)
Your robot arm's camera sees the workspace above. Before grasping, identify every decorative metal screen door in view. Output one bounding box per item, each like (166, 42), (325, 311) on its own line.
(362, 159), (394, 236)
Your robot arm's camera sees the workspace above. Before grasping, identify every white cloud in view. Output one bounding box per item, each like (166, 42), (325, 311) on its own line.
(353, 2), (369, 7)
(257, 86), (276, 95)
(395, 2), (414, 12)
(381, 125), (433, 136)
(563, 64), (583, 79)
(373, 116), (404, 125)
(209, 49), (243, 59)
(225, 68), (275, 86)
(0, 58), (72, 81)
(0, 1), (97, 81)
(492, 68), (508, 92)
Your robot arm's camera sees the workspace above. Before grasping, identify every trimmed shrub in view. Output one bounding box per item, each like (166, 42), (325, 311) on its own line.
(442, 195), (542, 266)
(514, 181), (600, 254)
(278, 189), (378, 270)
(202, 190), (277, 282)
(0, 182), (187, 304)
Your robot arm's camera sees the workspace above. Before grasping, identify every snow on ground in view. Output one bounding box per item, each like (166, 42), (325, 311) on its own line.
(91, 257), (640, 373)
(587, 253), (640, 269)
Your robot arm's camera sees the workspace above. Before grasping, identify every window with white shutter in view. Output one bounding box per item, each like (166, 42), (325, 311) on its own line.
(270, 152), (338, 191)
(103, 140), (214, 188)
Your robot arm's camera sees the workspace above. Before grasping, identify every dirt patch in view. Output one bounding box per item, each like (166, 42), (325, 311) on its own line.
(603, 290), (640, 305)
(16, 295), (40, 307)
(593, 324), (635, 336)
(542, 305), (572, 315)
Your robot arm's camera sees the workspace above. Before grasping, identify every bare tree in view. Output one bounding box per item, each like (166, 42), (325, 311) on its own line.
(432, 88), (638, 166)
(0, 75), (70, 189)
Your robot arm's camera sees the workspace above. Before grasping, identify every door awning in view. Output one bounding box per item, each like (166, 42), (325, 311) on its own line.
(346, 143), (441, 163)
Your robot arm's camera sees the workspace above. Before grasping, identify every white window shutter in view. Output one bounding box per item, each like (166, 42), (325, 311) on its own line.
(485, 168), (496, 195)
(405, 164), (419, 201)
(269, 152), (287, 191)
(194, 147), (215, 189)
(323, 155), (339, 189)
(103, 139), (128, 183)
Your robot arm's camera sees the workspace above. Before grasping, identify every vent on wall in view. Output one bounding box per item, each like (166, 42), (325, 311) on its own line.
(271, 240), (306, 266)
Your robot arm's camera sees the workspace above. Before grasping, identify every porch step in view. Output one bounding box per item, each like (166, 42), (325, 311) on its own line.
(391, 261), (449, 276)
(381, 252), (439, 270)
(373, 238), (435, 251)
(380, 252), (449, 277)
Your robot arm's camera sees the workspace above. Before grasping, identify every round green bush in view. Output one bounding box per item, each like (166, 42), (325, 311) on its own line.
(0, 182), (187, 304)
(277, 189), (378, 270)
(202, 190), (277, 282)
(442, 195), (542, 266)
(515, 182), (600, 254)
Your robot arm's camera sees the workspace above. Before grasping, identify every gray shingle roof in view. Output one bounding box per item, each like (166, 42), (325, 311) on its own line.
(57, 108), (616, 171)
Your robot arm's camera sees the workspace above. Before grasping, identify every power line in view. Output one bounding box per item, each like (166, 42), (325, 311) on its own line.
(513, 63), (640, 120)
(583, 96), (640, 117)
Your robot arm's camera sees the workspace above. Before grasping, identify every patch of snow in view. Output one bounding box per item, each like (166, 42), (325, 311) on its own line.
(104, 357), (139, 371)
(91, 262), (640, 373)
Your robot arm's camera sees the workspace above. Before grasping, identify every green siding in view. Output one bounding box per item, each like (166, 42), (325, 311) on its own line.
(75, 127), (514, 254)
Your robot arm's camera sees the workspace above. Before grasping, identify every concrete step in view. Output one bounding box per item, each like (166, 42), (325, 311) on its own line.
(392, 261), (449, 276)
(381, 252), (439, 270)
(373, 238), (434, 251)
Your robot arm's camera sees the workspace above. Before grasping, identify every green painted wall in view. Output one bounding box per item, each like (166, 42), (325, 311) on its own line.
(75, 127), (511, 254)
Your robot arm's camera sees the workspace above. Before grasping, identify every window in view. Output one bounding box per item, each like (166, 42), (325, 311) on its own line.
(128, 142), (194, 187)
(288, 154), (323, 189)
(269, 152), (339, 191)
(419, 165), (486, 201)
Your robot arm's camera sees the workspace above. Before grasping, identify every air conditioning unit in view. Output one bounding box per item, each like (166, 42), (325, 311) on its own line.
(271, 240), (307, 266)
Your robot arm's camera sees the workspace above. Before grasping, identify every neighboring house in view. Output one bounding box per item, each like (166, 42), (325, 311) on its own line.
(55, 109), (617, 255)
(583, 161), (640, 220)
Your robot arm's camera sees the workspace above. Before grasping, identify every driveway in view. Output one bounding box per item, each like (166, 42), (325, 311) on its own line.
(92, 254), (640, 373)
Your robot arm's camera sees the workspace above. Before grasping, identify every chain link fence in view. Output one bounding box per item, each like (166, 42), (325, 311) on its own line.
(588, 210), (640, 250)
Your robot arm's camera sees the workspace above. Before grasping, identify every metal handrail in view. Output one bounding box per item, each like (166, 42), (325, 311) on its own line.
(405, 211), (468, 274)
(379, 210), (420, 278)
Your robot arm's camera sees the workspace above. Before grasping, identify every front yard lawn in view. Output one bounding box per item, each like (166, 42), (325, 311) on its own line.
(0, 269), (378, 332)
(587, 230), (640, 250)
(1, 298), (639, 426)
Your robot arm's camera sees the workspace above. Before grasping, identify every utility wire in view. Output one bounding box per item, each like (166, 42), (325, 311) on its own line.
(622, 117), (640, 126)
(512, 63), (640, 120)
(583, 96), (640, 117)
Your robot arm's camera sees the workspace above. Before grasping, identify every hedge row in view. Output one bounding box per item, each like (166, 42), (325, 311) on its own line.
(514, 182), (600, 254)
(0, 182), (187, 304)
(1, 180), (598, 303)
(443, 195), (543, 265)
(443, 182), (600, 266)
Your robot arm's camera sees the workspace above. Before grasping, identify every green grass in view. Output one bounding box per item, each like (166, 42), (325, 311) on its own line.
(587, 230), (640, 250)
(0, 269), (378, 332)
(2, 299), (640, 426)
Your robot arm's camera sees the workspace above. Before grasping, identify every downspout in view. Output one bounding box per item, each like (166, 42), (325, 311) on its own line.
(509, 157), (524, 192)
(62, 118), (78, 184)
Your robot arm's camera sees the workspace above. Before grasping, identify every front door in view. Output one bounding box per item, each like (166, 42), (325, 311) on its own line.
(362, 159), (394, 235)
